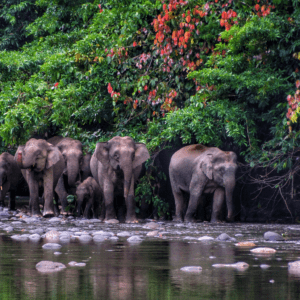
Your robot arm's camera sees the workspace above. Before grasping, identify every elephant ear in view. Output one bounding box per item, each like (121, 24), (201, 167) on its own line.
(133, 143), (150, 169)
(95, 142), (109, 165)
(201, 154), (213, 180)
(46, 146), (61, 169)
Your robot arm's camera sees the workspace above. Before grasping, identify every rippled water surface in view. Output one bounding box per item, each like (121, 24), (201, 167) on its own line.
(1, 220), (300, 300)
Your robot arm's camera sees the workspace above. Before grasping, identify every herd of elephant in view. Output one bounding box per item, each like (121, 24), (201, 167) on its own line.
(0, 136), (238, 223)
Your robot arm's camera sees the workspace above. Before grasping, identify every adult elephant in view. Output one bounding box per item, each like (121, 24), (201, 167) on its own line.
(0, 152), (23, 210)
(169, 144), (237, 223)
(47, 137), (85, 212)
(15, 139), (64, 217)
(91, 136), (150, 223)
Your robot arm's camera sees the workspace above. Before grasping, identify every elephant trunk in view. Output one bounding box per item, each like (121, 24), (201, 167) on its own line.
(122, 162), (133, 200)
(224, 174), (236, 222)
(67, 160), (80, 188)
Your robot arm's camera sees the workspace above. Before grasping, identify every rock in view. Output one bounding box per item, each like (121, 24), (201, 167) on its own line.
(260, 264), (271, 269)
(54, 252), (62, 255)
(104, 219), (119, 224)
(11, 234), (29, 242)
(117, 231), (131, 237)
(59, 235), (71, 243)
(89, 219), (101, 223)
(42, 243), (62, 250)
(212, 262), (249, 270)
(109, 236), (119, 241)
(147, 231), (159, 237)
(36, 261), (66, 273)
(93, 235), (106, 243)
(269, 279), (275, 283)
(235, 234), (244, 237)
(198, 236), (214, 241)
(75, 263), (86, 267)
(264, 231), (284, 241)
(288, 260), (300, 276)
(78, 235), (92, 243)
(29, 234), (41, 242)
(45, 230), (60, 242)
(92, 231), (114, 237)
(29, 228), (45, 235)
(216, 233), (236, 242)
(48, 217), (61, 223)
(180, 266), (202, 273)
(143, 222), (160, 230)
(11, 221), (24, 225)
(4, 226), (14, 232)
(0, 212), (11, 218)
(68, 261), (77, 266)
(127, 236), (142, 243)
(235, 242), (256, 247)
(24, 217), (40, 224)
(250, 247), (276, 254)
(74, 231), (89, 236)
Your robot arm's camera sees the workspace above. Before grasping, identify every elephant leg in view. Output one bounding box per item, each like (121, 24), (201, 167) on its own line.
(53, 193), (60, 217)
(92, 199), (99, 219)
(196, 195), (206, 222)
(43, 167), (55, 218)
(103, 181), (116, 220)
(83, 201), (92, 219)
(27, 171), (41, 216)
(172, 188), (185, 222)
(55, 176), (68, 214)
(211, 187), (225, 223)
(8, 190), (16, 211)
(0, 183), (10, 208)
(125, 175), (138, 223)
(99, 201), (105, 221)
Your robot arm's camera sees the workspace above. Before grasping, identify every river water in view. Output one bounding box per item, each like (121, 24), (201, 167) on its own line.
(1, 219), (300, 300)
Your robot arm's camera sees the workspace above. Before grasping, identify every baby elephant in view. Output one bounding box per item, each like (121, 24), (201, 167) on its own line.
(75, 177), (102, 219)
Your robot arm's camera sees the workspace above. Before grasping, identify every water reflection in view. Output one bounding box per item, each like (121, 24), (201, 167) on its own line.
(0, 225), (300, 299)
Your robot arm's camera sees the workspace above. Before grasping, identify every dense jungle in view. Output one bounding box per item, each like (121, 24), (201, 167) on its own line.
(1, 0), (300, 222)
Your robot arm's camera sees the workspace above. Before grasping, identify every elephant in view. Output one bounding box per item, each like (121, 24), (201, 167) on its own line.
(0, 152), (23, 210)
(76, 177), (102, 219)
(169, 144), (237, 223)
(47, 137), (85, 212)
(90, 136), (150, 223)
(15, 138), (65, 217)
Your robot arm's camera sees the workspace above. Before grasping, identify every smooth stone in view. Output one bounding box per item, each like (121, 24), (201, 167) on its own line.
(75, 263), (86, 267)
(29, 234), (41, 242)
(89, 219), (101, 223)
(198, 236), (214, 241)
(288, 260), (300, 276)
(48, 217), (61, 222)
(4, 226), (14, 232)
(42, 243), (62, 250)
(104, 219), (119, 224)
(250, 247), (276, 254)
(183, 236), (198, 240)
(235, 242), (256, 247)
(235, 234), (244, 237)
(11, 234), (29, 241)
(147, 231), (159, 237)
(180, 266), (202, 273)
(212, 262), (249, 270)
(127, 236), (142, 243)
(216, 233), (236, 242)
(260, 264), (271, 269)
(29, 228), (45, 234)
(117, 231), (131, 237)
(36, 261), (66, 273)
(270, 280), (275, 283)
(59, 236), (71, 243)
(92, 231), (114, 237)
(78, 235), (93, 243)
(68, 261), (77, 266)
(209, 256), (216, 259)
(93, 235), (106, 242)
(75, 231), (89, 236)
(109, 236), (119, 241)
(54, 252), (62, 255)
(264, 231), (284, 241)
(24, 217), (40, 223)
(68, 228), (78, 232)
(67, 216), (74, 220)
(143, 222), (160, 230)
(11, 221), (24, 225)
(45, 230), (60, 241)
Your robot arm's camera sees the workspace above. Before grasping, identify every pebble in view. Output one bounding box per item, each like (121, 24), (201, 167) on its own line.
(180, 266), (202, 273)
(75, 263), (86, 267)
(78, 235), (93, 243)
(147, 231), (159, 237)
(212, 262), (249, 270)
(11, 234), (29, 242)
(93, 235), (106, 242)
(54, 252), (62, 255)
(4, 226), (14, 232)
(260, 264), (271, 269)
(42, 243), (62, 250)
(48, 217), (61, 223)
(250, 247), (276, 254)
(235, 242), (256, 247)
(117, 231), (131, 237)
(68, 261), (77, 266)
(264, 231), (284, 241)
(92, 231), (114, 237)
(109, 236), (119, 241)
(143, 222), (160, 230)
(198, 236), (214, 241)
(29, 234), (41, 242)
(216, 233), (236, 242)
(45, 231), (60, 242)
(104, 219), (119, 224)
(29, 228), (45, 234)
(127, 236), (142, 243)
(24, 217), (40, 224)
(36, 261), (66, 273)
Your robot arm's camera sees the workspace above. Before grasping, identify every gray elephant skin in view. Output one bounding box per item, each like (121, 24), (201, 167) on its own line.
(76, 177), (102, 219)
(169, 144), (237, 223)
(0, 152), (23, 210)
(47, 136), (88, 212)
(15, 138), (64, 217)
(91, 136), (150, 223)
